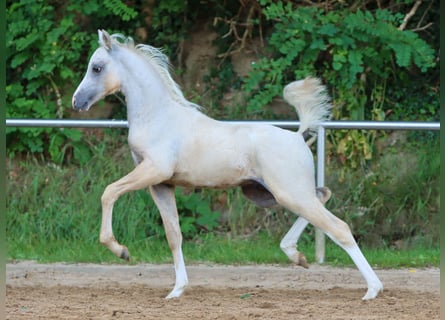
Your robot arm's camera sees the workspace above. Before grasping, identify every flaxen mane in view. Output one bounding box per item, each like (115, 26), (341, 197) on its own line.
(107, 34), (201, 110)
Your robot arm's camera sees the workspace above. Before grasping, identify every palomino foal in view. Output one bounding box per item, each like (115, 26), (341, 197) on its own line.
(72, 30), (383, 300)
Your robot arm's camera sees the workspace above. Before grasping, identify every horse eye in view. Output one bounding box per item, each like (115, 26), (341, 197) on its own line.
(92, 66), (103, 74)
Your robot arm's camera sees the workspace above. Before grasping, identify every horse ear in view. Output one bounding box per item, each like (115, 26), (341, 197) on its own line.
(98, 29), (113, 50)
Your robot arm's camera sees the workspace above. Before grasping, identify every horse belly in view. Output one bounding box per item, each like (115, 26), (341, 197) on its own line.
(170, 149), (253, 188)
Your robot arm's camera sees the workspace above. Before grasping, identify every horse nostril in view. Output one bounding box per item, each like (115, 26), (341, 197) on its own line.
(72, 96), (77, 108)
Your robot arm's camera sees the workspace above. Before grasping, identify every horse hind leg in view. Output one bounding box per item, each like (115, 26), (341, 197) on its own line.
(279, 187), (332, 268)
(276, 192), (383, 300)
(280, 217), (310, 268)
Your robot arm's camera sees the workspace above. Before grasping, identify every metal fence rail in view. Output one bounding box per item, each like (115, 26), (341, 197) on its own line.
(5, 119), (440, 130)
(6, 118), (441, 262)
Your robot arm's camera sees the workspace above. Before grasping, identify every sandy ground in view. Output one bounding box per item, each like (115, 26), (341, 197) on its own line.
(6, 261), (439, 319)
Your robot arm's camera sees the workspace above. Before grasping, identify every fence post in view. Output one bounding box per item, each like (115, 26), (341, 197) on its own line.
(315, 125), (326, 263)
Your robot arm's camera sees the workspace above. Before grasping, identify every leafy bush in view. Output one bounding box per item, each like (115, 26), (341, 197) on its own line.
(327, 135), (440, 248)
(245, 2), (436, 116)
(242, 1), (437, 169)
(6, 0), (139, 164)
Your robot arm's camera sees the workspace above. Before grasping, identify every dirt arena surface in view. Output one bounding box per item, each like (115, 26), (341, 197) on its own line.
(6, 261), (439, 319)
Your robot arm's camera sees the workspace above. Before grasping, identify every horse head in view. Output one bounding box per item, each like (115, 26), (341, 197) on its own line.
(72, 30), (121, 111)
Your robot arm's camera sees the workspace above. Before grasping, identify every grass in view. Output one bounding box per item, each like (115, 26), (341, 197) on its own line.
(6, 132), (439, 269)
(7, 231), (439, 268)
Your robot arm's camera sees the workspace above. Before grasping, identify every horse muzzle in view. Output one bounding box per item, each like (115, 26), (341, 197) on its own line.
(72, 95), (90, 112)
(72, 89), (96, 112)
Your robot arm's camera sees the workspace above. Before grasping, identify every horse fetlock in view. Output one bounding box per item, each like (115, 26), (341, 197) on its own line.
(281, 245), (308, 268)
(166, 273), (188, 299)
(100, 235), (130, 261)
(297, 252), (309, 269)
(165, 286), (186, 299)
(99, 232), (117, 246)
(280, 244), (296, 260)
(289, 252), (308, 268)
(99, 234), (111, 246)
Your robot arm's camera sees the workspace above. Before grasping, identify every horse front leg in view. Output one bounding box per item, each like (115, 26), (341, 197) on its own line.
(149, 184), (188, 299)
(100, 160), (171, 261)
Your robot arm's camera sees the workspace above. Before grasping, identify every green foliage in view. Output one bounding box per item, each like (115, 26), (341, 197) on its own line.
(176, 190), (221, 238)
(326, 136), (440, 248)
(7, 1), (82, 161)
(202, 62), (244, 118)
(246, 2), (436, 109)
(103, 0), (137, 21)
(6, 0), (138, 164)
(243, 2), (437, 169)
(149, 0), (191, 56)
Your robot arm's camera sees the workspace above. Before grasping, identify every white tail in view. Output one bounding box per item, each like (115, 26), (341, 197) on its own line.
(283, 77), (332, 136)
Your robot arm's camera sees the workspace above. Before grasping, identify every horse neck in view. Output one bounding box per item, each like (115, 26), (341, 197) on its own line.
(118, 53), (174, 125)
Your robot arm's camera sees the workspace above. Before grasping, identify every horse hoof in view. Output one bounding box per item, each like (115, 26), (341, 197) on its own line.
(120, 247), (130, 261)
(362, 283), (383, 300)
(297, 253), (309, 269)
(165, 287), (185, 299)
